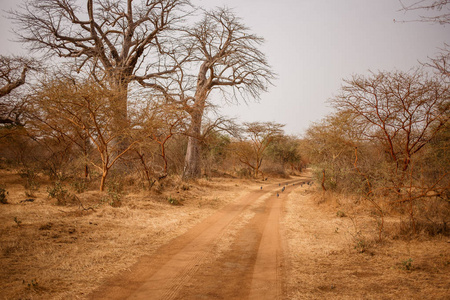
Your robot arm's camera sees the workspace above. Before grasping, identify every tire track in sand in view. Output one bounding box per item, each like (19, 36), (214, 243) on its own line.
(88, 180), (302, 299)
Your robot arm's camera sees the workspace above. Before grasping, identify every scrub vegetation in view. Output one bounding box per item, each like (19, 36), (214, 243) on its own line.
(0, 0), (449, 299)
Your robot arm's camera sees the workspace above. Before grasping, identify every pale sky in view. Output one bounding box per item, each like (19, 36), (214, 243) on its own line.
(1, 0), (449, 136)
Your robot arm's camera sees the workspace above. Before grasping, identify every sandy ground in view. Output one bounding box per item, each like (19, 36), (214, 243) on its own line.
(283, 185), (450, 299)
(88, 178), (303, 299)
(1, 170), (449, 299)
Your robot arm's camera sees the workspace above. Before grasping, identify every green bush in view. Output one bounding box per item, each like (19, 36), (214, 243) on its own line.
(336, 210), (346, 218)
(167, 196), (182, 206)
(401, 258), (414, 271)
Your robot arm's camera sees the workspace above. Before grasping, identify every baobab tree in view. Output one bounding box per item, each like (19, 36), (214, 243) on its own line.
(177, 7), (275, 180)
(11, 0), (191, 128)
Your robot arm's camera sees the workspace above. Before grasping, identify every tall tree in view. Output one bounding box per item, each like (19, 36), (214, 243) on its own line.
(303, 112), (361, 190)
(12, 0), (191, 127)
(175, 7), (275, 180)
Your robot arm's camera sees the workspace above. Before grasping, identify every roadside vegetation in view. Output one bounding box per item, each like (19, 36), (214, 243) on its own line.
(302, 68), (449, 238)
(0, 0), (449, 299)
(299, 0), (450, 242)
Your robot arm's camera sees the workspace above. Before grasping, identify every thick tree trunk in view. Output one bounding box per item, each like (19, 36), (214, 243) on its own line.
(183, 135), (201, 180)
(182, 62), (210, 180)
(109, 75), (130, 154)
(111, 77), (129, 130)
(183, 111), (203, 180)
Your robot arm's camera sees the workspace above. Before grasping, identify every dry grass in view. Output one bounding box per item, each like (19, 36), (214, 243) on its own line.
(0, 169), (255, 300)
(2, 167), (449, 299)
(283, 188), (450, 299)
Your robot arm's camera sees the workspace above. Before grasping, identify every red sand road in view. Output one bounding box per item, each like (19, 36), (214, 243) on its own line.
(88, 180), (303, 299)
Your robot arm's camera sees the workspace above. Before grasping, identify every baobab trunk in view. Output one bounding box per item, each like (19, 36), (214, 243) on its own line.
(183, 110), (203, 180)
(109, 75), (131, 153)
(110, 75), (130, 130)
(182, 74), (208, 180)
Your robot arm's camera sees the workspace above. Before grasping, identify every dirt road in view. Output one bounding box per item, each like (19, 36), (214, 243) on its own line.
(88, 179), (305, 300)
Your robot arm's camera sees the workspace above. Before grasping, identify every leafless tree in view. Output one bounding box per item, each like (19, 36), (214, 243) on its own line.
(11, 0), (192, 128)
(399, 0), (450, 24)
(331, 69), (449, 231)
(398, 1), (450, 77)
(233, 122), (284, 178)
(33, 73), (142, 191)
(430, 46), (450, 78)
(171, 7), (275, 180)
(142, 100), (187, 178)
(0, 55), (36, 126)
(29, 91), (93, 179)
(332, 70), (449, 176)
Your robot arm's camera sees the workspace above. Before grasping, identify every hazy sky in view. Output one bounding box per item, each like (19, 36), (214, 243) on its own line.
(1, 0), (449, 135)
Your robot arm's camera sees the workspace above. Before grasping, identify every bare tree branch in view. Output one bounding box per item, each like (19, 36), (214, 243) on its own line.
(178, 7), (275, 179)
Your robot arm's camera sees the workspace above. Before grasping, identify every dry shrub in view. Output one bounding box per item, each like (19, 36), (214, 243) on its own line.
(312, 191), (354, 210)
(236, 167), (252, 179)
(395, 217), (449, 238)
(0, 167), (253, 300)
(314, 188), (450, 241)
(312, 191), (385, 245)
(261, 162), (288, 178)
(415, 197), (450, 236)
